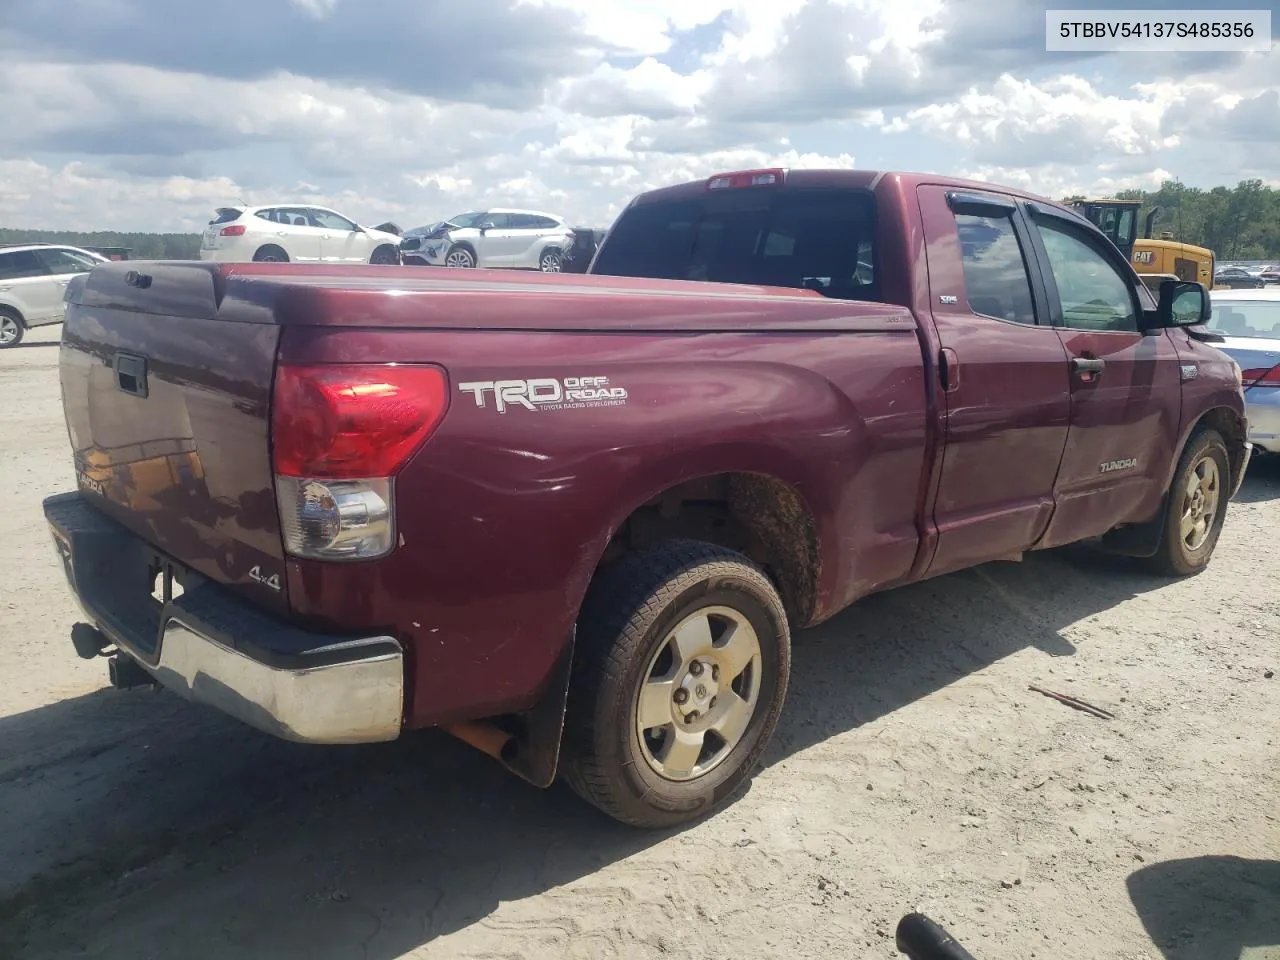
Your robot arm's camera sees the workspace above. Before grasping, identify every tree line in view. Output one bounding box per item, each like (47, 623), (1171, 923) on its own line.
(0, 228), (201, 260)
(1067, 179), (1280, 262)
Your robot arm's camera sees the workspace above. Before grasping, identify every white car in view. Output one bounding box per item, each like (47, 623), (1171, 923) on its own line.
(199, 205), (402, 265)
(0, 243), (107, 348)
(400, 209), (574, 271)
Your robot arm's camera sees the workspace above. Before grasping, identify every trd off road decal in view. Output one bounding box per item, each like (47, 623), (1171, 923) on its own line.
(458, 376), (629, 414)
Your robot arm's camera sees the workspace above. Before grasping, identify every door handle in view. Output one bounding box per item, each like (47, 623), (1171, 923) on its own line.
(1072, 357), (1105, 379)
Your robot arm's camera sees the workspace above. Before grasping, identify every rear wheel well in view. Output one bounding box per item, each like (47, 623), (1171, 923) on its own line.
(0, 305), (24, 324)
(594, 473), (821, 627)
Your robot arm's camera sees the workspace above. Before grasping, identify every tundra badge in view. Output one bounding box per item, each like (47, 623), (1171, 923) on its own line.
(1100, 458), (1138, 474)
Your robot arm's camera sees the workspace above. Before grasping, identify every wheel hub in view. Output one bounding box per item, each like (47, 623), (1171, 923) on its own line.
(674, 659), (720, 724)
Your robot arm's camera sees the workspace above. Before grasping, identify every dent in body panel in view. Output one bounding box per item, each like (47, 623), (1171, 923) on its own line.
(278, 324), (929, 727)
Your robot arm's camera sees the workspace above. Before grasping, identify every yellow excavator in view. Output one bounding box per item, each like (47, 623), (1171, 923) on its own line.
(1068, 198), (1216, 291)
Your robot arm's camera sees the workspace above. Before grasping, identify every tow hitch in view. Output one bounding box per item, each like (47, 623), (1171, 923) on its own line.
(71, 622), (156, 690)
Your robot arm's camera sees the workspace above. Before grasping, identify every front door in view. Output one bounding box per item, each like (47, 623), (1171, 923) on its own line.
(1025, 209), (1182, 548)
(311, 208), (370, 263)
(918, 185), (1073, 578)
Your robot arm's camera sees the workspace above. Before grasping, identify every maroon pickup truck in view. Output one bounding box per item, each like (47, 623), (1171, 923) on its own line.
(44, 169), (1250, 828)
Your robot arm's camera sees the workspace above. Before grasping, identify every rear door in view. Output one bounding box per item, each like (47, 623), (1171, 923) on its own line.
(0, 249), (60, 325)
(275, 208), (325, 262)
(34, 247), (102, 323)
(1024, 205), (1182, 548)
(917, 186), (1072, 577)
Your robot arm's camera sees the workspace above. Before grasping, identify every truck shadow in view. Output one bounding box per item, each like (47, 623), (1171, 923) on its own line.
(1127, 856), (1280, 960)
(0, 546), (1173, 959)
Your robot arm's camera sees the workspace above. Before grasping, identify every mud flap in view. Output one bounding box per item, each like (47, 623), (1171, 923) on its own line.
(1100, 493), (1169, 558)
(503, 629), (575, 788)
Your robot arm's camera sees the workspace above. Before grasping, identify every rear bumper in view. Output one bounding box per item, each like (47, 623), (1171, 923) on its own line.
(1244, 387), (1280, 454)
(43, 492), (404, 744)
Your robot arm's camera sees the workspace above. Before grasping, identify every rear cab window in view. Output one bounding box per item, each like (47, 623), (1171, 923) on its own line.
(592, 187), (879, 301)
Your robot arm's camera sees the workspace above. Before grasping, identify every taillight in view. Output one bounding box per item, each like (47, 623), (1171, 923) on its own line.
(1241, 363), (1280, 387)
(220, 224), (246, 236)
(271, 364), (449, 560)
(707, 168), (785, 190)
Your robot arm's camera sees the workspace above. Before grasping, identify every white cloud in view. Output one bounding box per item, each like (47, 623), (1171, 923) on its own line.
(0, 1), (1275, 233)
(893, 74), (1183, 166)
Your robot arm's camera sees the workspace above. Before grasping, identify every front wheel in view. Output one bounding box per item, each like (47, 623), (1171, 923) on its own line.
(562, 541), (791, 828)
(538, 248), (562, 272)
(444, 245), (476, 268)
(370, 244), (399, 265)
(1147, 428), (1230, 576)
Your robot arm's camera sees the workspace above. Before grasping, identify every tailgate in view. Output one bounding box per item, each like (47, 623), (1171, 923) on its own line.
(60, 262), (288, 613)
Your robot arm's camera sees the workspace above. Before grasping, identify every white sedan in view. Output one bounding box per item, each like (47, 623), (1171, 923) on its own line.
(199, 205), (402, 265)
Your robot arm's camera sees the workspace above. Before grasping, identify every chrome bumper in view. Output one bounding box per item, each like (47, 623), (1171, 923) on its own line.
(44, 492), (405, 745)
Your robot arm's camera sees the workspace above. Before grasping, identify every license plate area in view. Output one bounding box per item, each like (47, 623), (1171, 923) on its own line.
(148, 556), (187, 607)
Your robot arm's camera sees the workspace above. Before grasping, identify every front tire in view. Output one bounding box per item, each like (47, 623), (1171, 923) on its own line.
(0, 308), (24, 348)
(1147, 428), (1230, 576)
(562, 541), (791, 828)
(444, 244), (476, 268)
(370, 244), (399, 265)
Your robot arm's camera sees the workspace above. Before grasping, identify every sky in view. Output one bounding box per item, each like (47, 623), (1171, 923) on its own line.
(0, 0), (1277, 232)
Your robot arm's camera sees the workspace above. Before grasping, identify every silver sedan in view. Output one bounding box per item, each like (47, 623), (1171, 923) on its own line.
(1208, 288), (1280, 455)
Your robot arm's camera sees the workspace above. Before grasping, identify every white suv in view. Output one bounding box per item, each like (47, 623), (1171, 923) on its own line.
(400, 209), (574, 271)
(199, 205), (402, 265)
(0, 243), (107, 348)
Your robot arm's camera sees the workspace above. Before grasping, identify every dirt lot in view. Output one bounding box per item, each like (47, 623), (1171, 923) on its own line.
(1, 329), (1277, 960)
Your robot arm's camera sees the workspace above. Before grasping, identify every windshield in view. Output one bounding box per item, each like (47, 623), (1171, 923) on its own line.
(591, 187), (878, 300)
(446, 211), (488, 228)
(1207, 299), (1280, 339)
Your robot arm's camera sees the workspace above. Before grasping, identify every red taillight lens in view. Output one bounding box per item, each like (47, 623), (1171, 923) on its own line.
(1241, 364), (1280, 387)
(271, 364), (450, 479)
(220, 224), (246, 236)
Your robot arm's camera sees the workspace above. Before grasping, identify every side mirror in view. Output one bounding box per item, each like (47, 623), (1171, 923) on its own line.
(478, 222), (496, 232)
(1144, 279), (1211, 330)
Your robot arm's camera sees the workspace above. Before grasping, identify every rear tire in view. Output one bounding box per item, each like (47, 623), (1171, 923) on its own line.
(252, 245), (289, 263)
(1146, 428), (1230, 576)
(562, 541), (791, 828)
(0, 308), (24, 348)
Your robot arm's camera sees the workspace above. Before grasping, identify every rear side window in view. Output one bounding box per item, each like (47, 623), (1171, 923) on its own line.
(954, 214), (1038, 325)
(37, 248), (100, 274)
(0, 250), (50, 280)
(210, 208), (242, 225)
(592, 188), (878, 300)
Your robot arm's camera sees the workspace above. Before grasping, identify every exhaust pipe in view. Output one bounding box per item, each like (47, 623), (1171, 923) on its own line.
(446, 720), (519, 764)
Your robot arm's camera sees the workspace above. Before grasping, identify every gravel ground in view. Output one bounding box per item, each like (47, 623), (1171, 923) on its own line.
(2, 328), (1277, 960)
